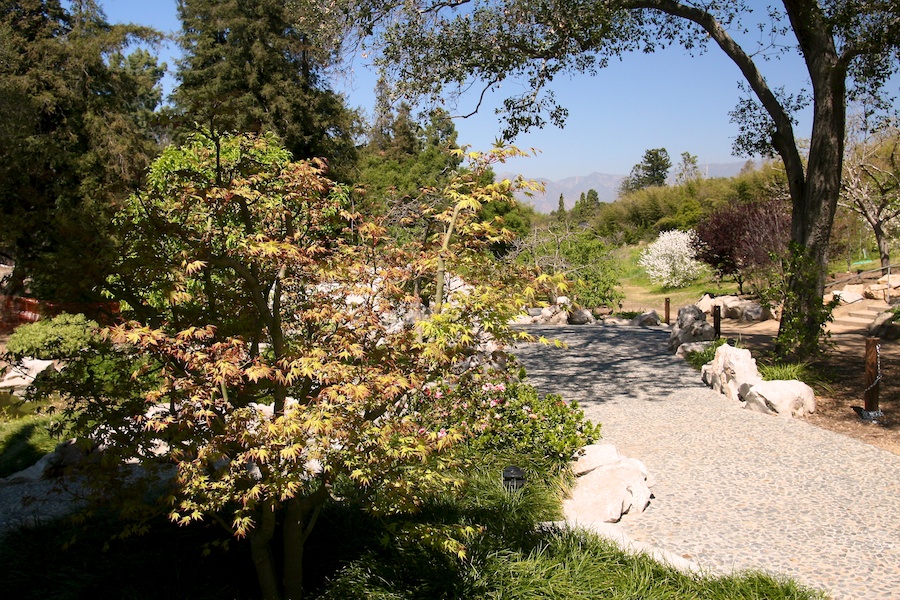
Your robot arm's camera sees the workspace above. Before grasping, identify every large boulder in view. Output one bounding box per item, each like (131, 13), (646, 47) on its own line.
(833, 289), (865, 305)
(701, 344), (763, 403)
(631, 310), (661, 327)
(568, 308), (596, 325)
(696, 293), (715, 314)
(743, 380), (816, 418)
(564, 444), (653, 523)
(868, 311), (900, 340)
(668, 306), (716, 353)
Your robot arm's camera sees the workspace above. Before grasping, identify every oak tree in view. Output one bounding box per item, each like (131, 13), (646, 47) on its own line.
(367, 0), (900, 358)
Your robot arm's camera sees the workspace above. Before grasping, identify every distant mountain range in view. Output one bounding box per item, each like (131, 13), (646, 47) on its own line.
(497, 161), (755, 214)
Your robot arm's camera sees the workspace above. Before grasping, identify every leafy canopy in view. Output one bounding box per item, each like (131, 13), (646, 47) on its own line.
(51, 132), (554, 599)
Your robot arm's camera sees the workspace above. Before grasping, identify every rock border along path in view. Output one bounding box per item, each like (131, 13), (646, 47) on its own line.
(514, 325), (900, 600)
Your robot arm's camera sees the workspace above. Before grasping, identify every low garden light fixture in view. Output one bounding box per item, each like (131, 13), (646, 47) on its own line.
(502, 465), (525, 491)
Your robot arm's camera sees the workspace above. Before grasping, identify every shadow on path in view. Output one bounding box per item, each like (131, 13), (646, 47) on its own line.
(514, 326), (703, 406)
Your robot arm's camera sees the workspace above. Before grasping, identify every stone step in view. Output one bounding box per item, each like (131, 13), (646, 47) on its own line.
(834, 316), (878, 327)
(847, 309), (889, 320)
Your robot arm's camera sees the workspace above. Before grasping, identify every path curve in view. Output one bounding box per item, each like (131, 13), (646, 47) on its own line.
(514, 324), (900, 600)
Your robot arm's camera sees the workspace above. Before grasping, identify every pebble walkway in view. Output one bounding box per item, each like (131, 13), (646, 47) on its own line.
(514, 325), (900, 600)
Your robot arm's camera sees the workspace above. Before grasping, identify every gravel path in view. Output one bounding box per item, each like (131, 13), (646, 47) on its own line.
(514, 324), (900, 600)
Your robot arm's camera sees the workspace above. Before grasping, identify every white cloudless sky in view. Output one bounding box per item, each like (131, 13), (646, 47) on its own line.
(101, 0), (825, 179)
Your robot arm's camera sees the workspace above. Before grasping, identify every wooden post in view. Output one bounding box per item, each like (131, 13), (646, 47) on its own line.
(713, 305), (721, 339)
(664, 297), (670, 325)
(864, 337), (880, 413)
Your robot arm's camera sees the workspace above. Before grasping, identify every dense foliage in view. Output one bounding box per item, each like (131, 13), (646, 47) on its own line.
(172, 0), (359, 178)
(25, 132), (568, 600)
(694, 193), (792, 295)
(0, 0), (164, 300)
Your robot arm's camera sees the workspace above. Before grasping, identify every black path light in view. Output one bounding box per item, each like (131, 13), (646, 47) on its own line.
(502, 465), (526, 491)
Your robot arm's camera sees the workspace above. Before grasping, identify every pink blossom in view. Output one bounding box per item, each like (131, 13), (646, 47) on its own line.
(438, 428), (447, 439)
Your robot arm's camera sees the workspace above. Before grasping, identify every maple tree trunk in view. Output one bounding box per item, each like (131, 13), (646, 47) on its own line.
(250, 503), (281, 600)
(282, 487), (327, 599)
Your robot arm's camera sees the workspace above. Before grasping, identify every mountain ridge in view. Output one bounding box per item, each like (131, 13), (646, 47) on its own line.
(498, 161), (754, 213)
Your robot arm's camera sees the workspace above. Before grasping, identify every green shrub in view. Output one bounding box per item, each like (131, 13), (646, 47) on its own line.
(5, 313), (100, 360)
(422, 370), (600, 477)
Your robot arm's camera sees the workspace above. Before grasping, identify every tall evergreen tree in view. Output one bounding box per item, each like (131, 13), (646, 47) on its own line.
(620, 148), (672, 195)
(0, 0), (164, 300)
(172, 0), (358, 177)
(358, 106), (461, 211)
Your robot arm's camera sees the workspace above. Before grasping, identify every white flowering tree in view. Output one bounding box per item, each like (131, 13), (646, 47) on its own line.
(638, 229), (706, 288)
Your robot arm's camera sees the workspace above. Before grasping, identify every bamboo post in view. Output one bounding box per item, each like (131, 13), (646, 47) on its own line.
(664, 297), (670, 325)
(713, 305), (721, 339)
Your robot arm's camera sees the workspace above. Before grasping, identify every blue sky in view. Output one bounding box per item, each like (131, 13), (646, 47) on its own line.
(101, 0), (818, 179)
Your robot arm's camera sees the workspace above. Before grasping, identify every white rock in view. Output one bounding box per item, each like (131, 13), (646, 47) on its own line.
(603, 317), (632, 326)
(700, 344), (763, 403)
(564, 461), (653, 523)
(675, 340), (715, 359)
(877, 274), (900, 288)
(571, 443), (620, 476)
(696, 294), (714, 314)
(743, 380), (816, 418)
(0, 358), (55, 394)
(833, 290), (864, 304)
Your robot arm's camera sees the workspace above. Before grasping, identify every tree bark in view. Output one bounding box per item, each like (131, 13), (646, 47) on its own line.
(774, 0), (847, 358)
(250, 502), (281, 600)
(282, 486), (327, 600)
(874, 222), (891, 274)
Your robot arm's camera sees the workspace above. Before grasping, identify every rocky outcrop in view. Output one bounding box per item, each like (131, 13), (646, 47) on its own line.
(630, 310), (661, 327)
(568, 308), (596, 325)
(701, 343), (816, 417)
(868, 310), (900, 340)
(743, 380), (816, 418)
(696, 294), (773, 322)
(674, 340), (716, 359)
(0, 358), (56, 396)
(668, 305), (715, 353)
(564, 444), (654, 523)
(701, 344), (763, 403)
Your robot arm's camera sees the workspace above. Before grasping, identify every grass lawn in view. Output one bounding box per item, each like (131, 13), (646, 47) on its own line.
(0, 392), (62, 478)
(613, 245), (740, 315)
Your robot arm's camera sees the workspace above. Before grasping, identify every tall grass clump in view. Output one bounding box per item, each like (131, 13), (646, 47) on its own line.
(759, 361), (833, 393)
(684, 338), (727, 370)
